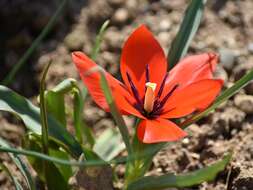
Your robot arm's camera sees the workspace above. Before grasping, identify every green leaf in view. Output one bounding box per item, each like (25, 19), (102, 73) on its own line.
(46, 91), (66, 127)
(46, 78), (94, 147)
(99, 72), (133, 155)
(0, 85), (83, 158)
(45, 162), (69, 190)
(40, 61), (51, 154)
(127, 153), (232, 190)
(93, 128), (125, 161)
(49, 148), (73, 180)
(0, 137), (35, 190)
(0, 163), (23, 190)
(181, 69), (253, 128)
(168, 0), (206, 68)
(73, 88), (95, 146)
(23, 134), (69, 190)
(0, 146), (127, 167)
(91, 20), (110, 60)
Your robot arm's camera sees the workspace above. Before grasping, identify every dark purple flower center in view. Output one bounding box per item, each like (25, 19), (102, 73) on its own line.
(126, 65), (178, 119)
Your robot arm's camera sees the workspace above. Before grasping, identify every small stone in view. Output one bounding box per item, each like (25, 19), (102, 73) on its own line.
(233, 62), (253, 81)
(108, 0), (125, 6)
(112, 8), (130, 25)
(214, 65), (228, 83)
(219, 48), (237, 72)
(159, 20), (171, 31)
(234, 94), (253, 114)
(248, 43), (253, 54)
(64, 29), (85, 51)
(245, 82), (253, 95)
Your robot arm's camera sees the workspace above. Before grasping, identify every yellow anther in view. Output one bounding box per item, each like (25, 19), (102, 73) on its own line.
(144, 82), (157, 113)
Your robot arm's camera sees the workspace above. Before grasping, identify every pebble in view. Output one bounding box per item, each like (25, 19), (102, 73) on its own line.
(233, 62), (253, 81)
(234, 94), (253, 114)
(245, 82), (253, 95)
(112, 8), (130, 25)
(214, 65), (228, 83)
(159, 20), (171, 31)
(248, 43), (253, 54)
(108, 0), (125, 6)
(219, 48), (237, 72)
(64, 29), (85, 51)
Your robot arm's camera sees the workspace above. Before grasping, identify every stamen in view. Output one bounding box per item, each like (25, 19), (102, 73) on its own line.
(145, 64), (150, 83)
(144, 82), (157, 113)
(157, 73), (169, 98)
(126, 72), (143, 106)
(159, 84), (179, 108)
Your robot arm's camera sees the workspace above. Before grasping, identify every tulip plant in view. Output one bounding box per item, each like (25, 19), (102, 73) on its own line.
(0, 1), (253, 190)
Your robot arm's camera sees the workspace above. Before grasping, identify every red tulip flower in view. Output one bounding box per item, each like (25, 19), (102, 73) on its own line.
(72, 25), (223, 144)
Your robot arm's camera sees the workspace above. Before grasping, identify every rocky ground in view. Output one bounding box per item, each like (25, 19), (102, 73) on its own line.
(1, 0), (253, 189)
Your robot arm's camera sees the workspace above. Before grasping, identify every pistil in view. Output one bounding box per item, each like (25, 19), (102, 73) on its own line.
(144, 82), (157, 113)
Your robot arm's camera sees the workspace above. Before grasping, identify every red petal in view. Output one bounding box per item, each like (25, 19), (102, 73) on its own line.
(113, 90), (146, 119)
(137, 118), (187, 143)
(161, 79), (223, 118)
(120, 25), (167, 98)
(162, 53), (218, 99)
(72, 51), (137, 114)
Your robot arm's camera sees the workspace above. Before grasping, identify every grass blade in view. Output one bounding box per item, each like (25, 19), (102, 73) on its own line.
(181, 69), (253, 128)
(99, 72), (133, 155)
(0, 85), (83, 158)
(73, 88), (95, 146)
(2, 0), (68, 85)
(40, 62), (52, 154)
(0, 137), (36, 190)
(0, 163), (23, 190)
(168, 0), (206, 68)
(0, 146), (123, 167)
(91, 20), (110, 60)
(127, 153), (232, 190)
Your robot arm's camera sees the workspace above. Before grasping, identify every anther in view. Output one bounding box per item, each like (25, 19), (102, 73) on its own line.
(144, 82), (157, 113)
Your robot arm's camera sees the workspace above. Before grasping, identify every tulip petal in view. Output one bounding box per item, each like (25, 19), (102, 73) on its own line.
(120, 25), (167, 98)
(161, 79), (223, 118)
(162, 53), (218, 99)
(113, 90), (146, 119)
(72, 51), (135, 114)
(137, 118), (187, 143)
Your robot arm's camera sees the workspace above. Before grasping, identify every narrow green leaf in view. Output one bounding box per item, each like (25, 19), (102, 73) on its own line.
(40, 61), (51, 154)
(49, 78), (78, 95)
(127, 153), (232, 190)
(73, 88), (95, 146)
(93, 128), (125, 161)
(0, 163), (23, 190)
(91, 20), (110, 60)
(0, 137), (35, 190)
(99, 71), (133, 155)
(23, 134), (69, 190)
(0, 85), (83, 158)
(45, 162), (69, 190)
(46, 78), (94, 146)
(49, 148), (73, 181)
(46, 91), (66, 127)
(181, 69), (253, 128)
(0, 146), (126, 167)
(168, 0), (206, 68)
(2, 0), (68, 85)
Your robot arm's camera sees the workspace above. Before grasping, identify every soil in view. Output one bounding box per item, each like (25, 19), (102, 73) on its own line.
(1, 0), (253, 189)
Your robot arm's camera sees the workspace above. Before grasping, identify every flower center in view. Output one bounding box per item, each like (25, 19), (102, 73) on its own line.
(144, 82), (157, 113)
